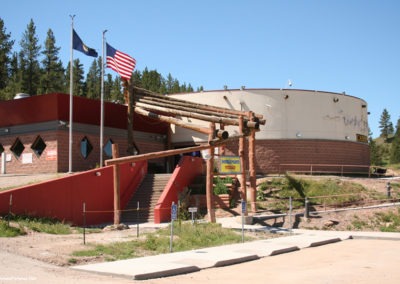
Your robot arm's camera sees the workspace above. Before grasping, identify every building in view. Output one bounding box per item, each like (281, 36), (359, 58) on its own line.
(0, 88), (370, 175)
(0, 93), (169, 174)
(169, 88), (370, 174)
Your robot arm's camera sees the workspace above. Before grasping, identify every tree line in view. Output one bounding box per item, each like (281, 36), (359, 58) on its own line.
(370, 108), (400, 165)
(1, 18), (398, 166)
(0, 18), (200, 102)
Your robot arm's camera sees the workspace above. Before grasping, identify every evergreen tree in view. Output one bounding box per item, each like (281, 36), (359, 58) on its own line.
(165, 73), (174, 93)
(131, 70), (142, 88)
(109, 75), (123, 103)
(65, 59), (85, 96)
(39, 29), (64, 94)
(141, 68), (162, 93)
(19, 19), (41, 95)
(379, 108), (394, 140)
(85, 57), (101, 99)
(0, 18), (14, 92)
(187, 83), (194, 92)
(389, 118), (400, 164)
(369, 128), (383, 166)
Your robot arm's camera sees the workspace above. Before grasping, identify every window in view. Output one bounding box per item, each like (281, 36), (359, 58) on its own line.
(31, 136), (46, 157)
(104, 139), (114, 158)
(0, 144), (4, 155)
(10, 138), (25, 158)
(80, 137), (93, 159)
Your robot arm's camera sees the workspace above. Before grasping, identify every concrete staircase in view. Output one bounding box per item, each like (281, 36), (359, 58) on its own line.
(121, 173), (171, 224)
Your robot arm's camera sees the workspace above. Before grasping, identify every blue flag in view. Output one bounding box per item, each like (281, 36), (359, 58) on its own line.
(72, 29), (98, 57)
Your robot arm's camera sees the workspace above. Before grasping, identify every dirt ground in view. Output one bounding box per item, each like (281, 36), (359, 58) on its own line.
(0, 174), (400, 280)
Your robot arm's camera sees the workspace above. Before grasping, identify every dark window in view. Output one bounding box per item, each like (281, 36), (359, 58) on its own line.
(10, 138), (25, 158)
(0, 144), (4, 155)
(31, 136), (46, 157)
(104, 139), (114, 158)
(80, 137), (93, 159)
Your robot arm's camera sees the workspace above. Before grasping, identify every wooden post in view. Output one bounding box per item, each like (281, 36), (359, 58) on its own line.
(124, 79), (135, 155)
(206, 122), (216, 223)
(239, 116), (247, 215)
(248, 113), (257, 212)
(220, 123), (225, 156)
(112, 144), (121, 225)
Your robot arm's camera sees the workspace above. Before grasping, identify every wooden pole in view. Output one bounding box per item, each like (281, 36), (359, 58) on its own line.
(112, 144), (121, 225)
(133, 86), (266, 122)
(124, 79), (136, 155)
(107, 144), (213, 166)
(248, 113), (257, 212)
(206, 122), (216, 223)
(239, 116), (247, 215)
(134, 107), (216, 135)
(135, 101), (242, 126)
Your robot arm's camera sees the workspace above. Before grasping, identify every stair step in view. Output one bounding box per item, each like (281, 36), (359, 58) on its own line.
(121, 173), (172, 223)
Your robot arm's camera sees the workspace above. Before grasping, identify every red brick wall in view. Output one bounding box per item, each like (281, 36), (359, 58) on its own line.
(222, 139), (370, 174)
(0, 132), (58, 174)
(1, 129), (166, 174)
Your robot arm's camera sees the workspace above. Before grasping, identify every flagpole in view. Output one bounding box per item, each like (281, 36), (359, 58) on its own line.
(100, 30), (107, 167)
(69, 15), (75, 174)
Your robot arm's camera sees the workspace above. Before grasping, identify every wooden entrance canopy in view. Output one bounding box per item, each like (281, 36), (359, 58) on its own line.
(106, 83), (266, 223)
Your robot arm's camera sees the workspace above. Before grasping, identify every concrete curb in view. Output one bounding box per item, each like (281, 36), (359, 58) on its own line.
(72, 231), (353, 280)
(72, 224), (400, 281)
(270, 246), (300, 256)
(309, 237), (342, 247)
(134, 266), (200, 281)
(214, 254), (259, 267)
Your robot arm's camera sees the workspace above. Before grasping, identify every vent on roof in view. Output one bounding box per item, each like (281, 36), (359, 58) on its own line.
(14, 93), (30, 99)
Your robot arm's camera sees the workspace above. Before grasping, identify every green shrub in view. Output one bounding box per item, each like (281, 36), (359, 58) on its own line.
(213, 177), (229, 195)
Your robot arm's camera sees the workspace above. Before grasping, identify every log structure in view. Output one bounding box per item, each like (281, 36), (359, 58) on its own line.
(107, 83), (266, 223)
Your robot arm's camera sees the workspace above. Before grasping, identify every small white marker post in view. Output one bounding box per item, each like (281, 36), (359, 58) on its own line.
(170, 202), (177, 253)
(188, 207), (198, 224)
(241, 200), (246, 243)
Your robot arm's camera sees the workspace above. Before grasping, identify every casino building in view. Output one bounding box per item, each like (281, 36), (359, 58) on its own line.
(0, 88), (370, 175)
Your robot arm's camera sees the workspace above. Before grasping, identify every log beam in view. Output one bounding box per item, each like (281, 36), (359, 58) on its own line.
(112, 144), (121, 225)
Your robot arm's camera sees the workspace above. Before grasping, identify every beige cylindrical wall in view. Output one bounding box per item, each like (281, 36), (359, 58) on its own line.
(169, 88), (370, 174)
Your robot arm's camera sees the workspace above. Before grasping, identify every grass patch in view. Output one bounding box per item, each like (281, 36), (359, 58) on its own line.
(347, 208), (400, 232)
(14, 215), (72, 234)
(0, 220), (25, 237)
(0, 215), (72, 236)
(257, 174), (385, 212)
(73, 222), (253, 261)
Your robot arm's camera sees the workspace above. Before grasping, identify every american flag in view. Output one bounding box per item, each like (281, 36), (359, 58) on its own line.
(106, 43), (136, 80)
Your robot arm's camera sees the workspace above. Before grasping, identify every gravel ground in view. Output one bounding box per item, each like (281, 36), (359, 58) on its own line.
(1, 173), (400, 283)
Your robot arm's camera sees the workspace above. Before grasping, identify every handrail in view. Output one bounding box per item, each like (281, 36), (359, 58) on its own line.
(278, 163), (375, 177)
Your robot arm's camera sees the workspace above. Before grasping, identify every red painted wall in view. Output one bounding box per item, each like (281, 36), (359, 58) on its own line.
(154, 156), (204, 223)
(0, 161), (147, 226)
(0, 93), (169, 133)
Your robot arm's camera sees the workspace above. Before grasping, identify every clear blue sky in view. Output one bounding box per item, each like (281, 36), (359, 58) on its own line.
(2, 0), (399, 138)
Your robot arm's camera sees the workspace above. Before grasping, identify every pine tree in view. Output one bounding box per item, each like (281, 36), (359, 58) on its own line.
(65, 59), (85, 96)
(39, 29), (64, 94)
(141, 68), (162, 93)
(389, 118), (400, 164)
(0, 18), (14, 92)
(131, 70), (142, 88)
(85, 57), (101, 99)
(109, 75), (123, 103)
(379, 108), (394, 140)
(369, 128), (383, 166)
(19, 19), (41, 95)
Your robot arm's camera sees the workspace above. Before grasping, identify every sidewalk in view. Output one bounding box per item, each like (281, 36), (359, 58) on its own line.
(72, 217), (400, 280)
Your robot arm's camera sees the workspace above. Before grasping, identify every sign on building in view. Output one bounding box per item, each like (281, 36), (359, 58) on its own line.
(219, 156), (241, 174)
